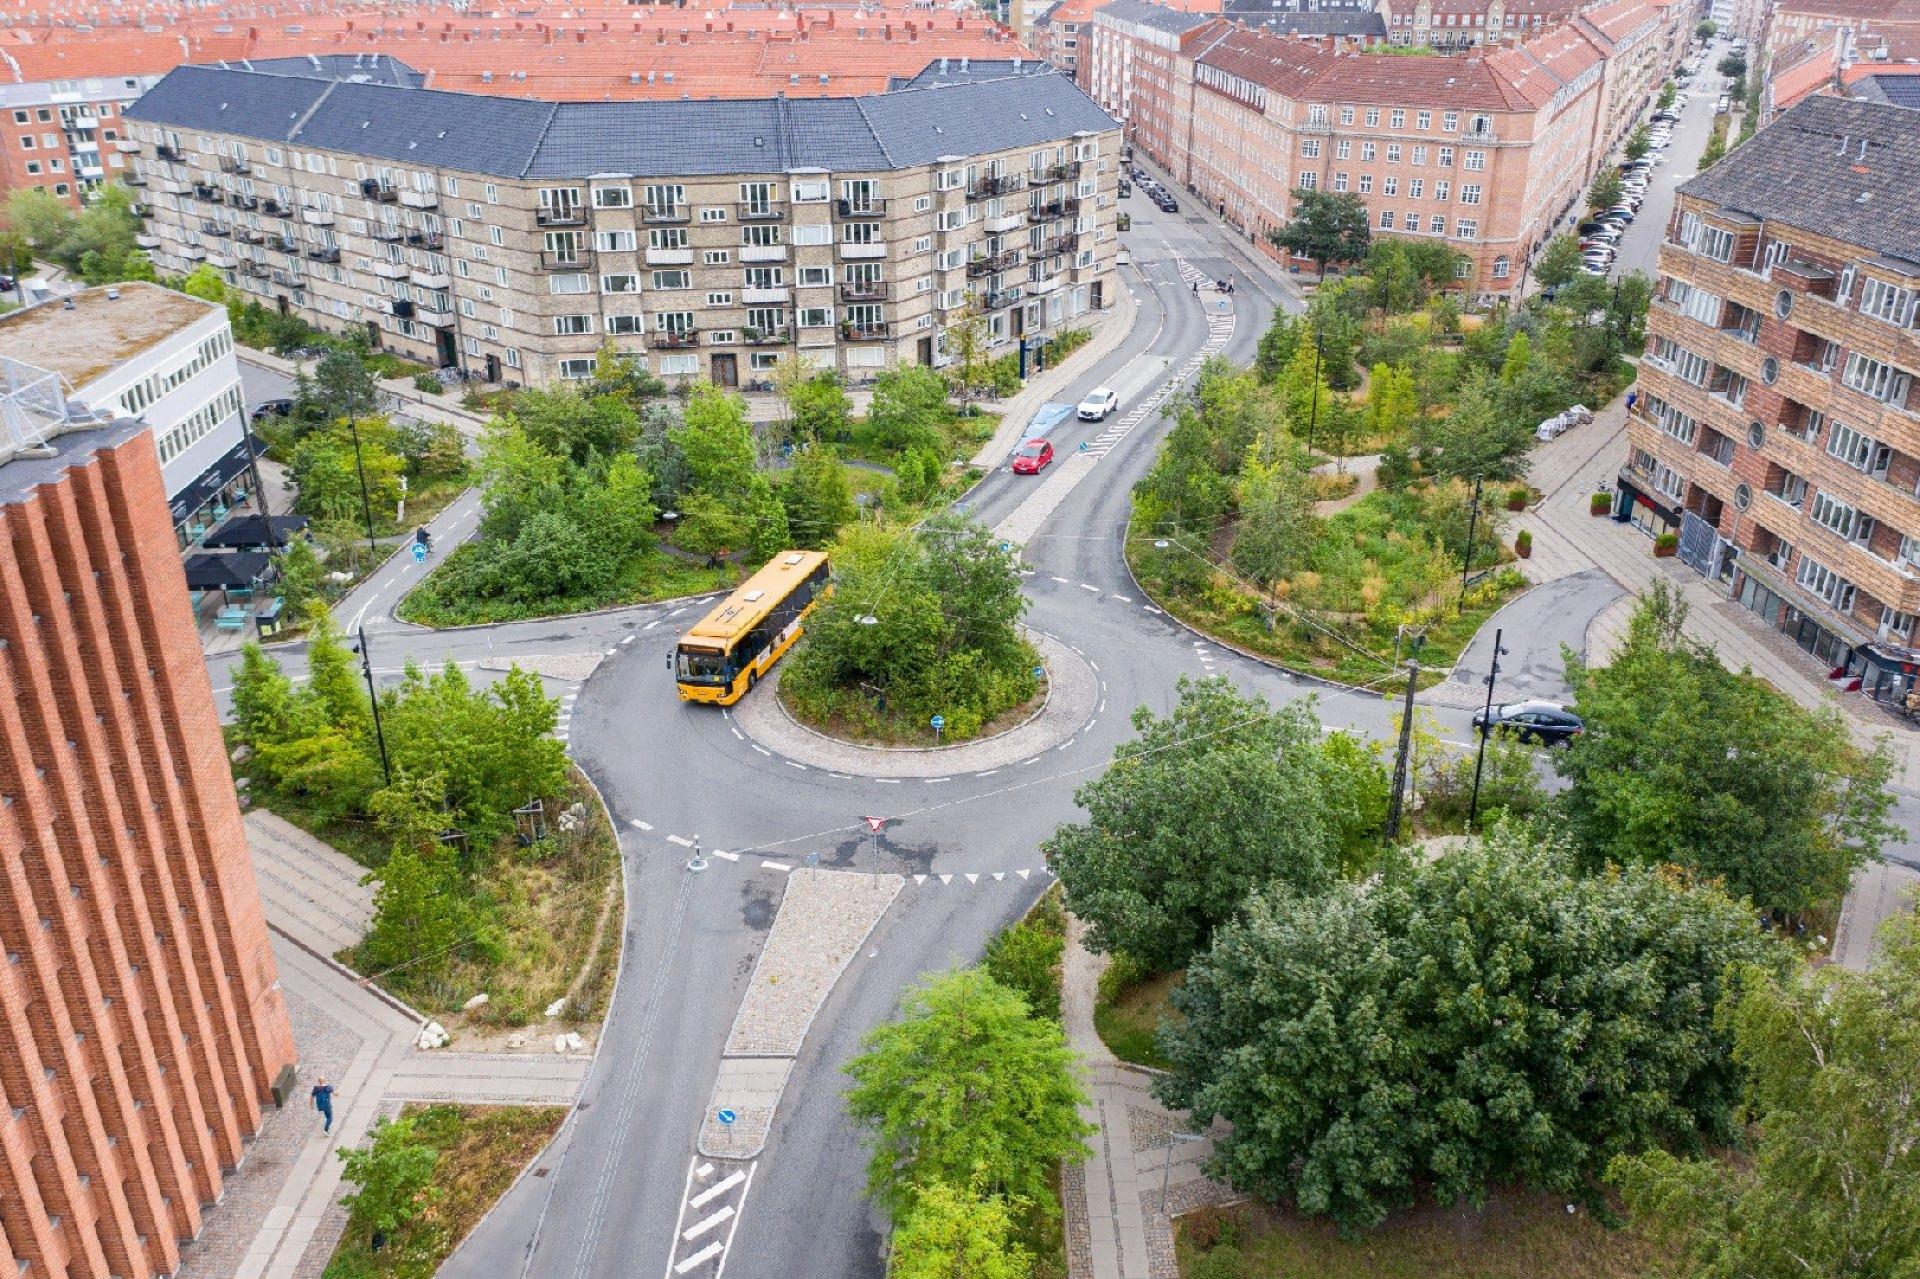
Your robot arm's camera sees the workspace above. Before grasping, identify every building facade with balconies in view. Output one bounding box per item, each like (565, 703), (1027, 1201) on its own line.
(0, 75), (158, 210)
(1619, 95), (1920, 708)
(123, 63), (1121, 389)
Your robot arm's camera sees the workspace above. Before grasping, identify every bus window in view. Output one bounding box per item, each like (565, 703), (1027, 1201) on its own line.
(677, 646), (729, 681)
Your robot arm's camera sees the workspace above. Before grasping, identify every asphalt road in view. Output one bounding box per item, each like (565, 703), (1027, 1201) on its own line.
(1610, 41), (1730, 280)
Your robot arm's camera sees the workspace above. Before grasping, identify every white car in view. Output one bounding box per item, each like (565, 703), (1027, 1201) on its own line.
(1077, 386), (1120, 420)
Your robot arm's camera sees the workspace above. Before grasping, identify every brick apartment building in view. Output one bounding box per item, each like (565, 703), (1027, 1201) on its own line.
(122, 60), (1121, 388)
(1619, 95), (1920, 707)
(1087, 0), (1686, 293)
(0, 396), (296, 1275)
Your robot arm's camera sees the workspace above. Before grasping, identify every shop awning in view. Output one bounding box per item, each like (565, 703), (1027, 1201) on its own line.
(182, 551), (272, 590)
(201, 514), (309, 550)
(170, 434), (267, 522)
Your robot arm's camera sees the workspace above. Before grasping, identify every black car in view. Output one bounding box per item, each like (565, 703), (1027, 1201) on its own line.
(250, 398), (295, 422)
(1472, 700), (1585, 746)
(1154, 194), (1179, 213)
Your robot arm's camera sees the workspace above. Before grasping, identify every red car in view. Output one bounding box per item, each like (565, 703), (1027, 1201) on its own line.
(1011, 438), (1054, 475)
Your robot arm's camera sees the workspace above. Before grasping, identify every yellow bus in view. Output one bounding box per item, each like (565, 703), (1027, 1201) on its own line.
(674, 550), (832, 705)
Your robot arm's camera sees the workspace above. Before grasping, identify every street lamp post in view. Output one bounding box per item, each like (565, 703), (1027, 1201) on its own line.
(1466, 628), (1509, 833)
(354, 626), (393, 787)
(1458, 475), (1484, 609)
(1384, 657), (1420, 841)
(345, 408), (379, 558)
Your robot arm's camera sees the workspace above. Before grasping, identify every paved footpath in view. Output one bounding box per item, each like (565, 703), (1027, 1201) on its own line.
(1061, 918), (1237, 1279)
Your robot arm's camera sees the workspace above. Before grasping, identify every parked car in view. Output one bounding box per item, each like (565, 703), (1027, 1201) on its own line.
(1717, 94), (1731, 112)
(1010, 438), (1055, 475)
(1153, 193), (1179, 213)
(250, 398), (295, 422)
(1077, 386), (1120, 420)
(1472, 700), (1586, 746)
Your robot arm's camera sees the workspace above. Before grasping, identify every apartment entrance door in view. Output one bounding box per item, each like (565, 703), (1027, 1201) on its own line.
(364, 320), (383, 350)
(711, 353), (738, 388)
(435, 327), (458, 370)
(917, 336), (934, 365)
(485, 353), (502, 384)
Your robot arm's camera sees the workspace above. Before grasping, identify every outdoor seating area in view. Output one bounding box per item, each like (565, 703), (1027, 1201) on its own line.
(185, 548), (288, 648)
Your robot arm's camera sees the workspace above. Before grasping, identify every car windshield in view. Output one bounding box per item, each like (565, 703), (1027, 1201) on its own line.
(1018, 442), (1045, 456)
(676, 646), (729, 682)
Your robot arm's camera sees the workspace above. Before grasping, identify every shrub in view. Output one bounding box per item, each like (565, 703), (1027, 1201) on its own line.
(1655, 531), (1679, 552)
(1515, 529), (1532, 557)
(413, 372), (442, 394)
(982, 891), (1066, 1022)
(1506, 484), (1530, 510)
(1591, 491), (1613, 515)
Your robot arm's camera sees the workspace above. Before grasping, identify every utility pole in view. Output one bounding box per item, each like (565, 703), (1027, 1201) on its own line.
(1458, 474), (1483, 609)
(355, 625), (393, 787)
(1383, 658), (1420, 842)
(1466, 628), (1509, 833)
(346, 401), (379, 558)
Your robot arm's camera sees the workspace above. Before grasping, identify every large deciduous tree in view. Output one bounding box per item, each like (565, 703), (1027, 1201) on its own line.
(1533, 233), (1585, 291)
(1270, 188), (1372, 279)
(1558, 582), (1896, 917)
(1157, 827), (1784, 1231)
(886, 1182), (1033, 1279)
(1044, 677), (1380, 971)
(843, 968), (1091, 1220)
(1610, 913), (1920, 1279)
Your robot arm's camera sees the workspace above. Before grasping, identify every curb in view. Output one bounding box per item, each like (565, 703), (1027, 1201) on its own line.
(388, 586), (729, 636)
(265, 919), (428, 1027)
(968, 285), (1141, 469)
(431, 1104), (573, 1276)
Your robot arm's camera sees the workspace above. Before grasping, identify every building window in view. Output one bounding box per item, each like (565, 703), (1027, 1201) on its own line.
(1386, 144), (1401, 163)
(1380, 210), (1394, 229)
(601, 274), (638, 293)
(1464, 150), (1486, 172)
(594, 230), (637, 252)
(1795, 554), (1856, 612)
(1383, 177), (1398, 196)
(1409, 180), (1424, 198)
(1357, 174), (1373, 194)
(1339, 106), (1354, 125)
(559, 357), (597, 380)
(1417, 111), (1432, 130)
(1435, 180), (1449, 201)
(1390, 110), (1406, 128)
(1335, 140), (1351, 160)
(1860, 276), (1916, 326)
(1297, 171), (1317, 190)
(1332, 172), (1349, 192)
(608, 315), (644, 335)
(1365, 108), (1380, 127)
(1301, 139), (1320, 158)
(652, 270), (691, 290)
(1456, 219), (1477, 240)
(593, 186), (633, 209)
(1430, 215), (1446, 235)
(553, 314), (594, 336)
(1842, 352), (1912, 404)
(1442, 111), (1459, 132)
(1460, 184), (1481, 205)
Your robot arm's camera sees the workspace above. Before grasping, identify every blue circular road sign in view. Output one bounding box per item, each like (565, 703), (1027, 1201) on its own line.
(717, 1108), (737, 1126)
(411, 541), (428, 562)
(930, 715), (945, 730)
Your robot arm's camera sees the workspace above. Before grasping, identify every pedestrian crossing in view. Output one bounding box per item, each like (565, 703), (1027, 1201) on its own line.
(661, 1158), (756, 1277)
(1081, 258), (1237, 460)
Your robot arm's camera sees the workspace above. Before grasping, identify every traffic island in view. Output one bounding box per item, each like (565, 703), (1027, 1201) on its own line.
(729, 629), (1098, 778)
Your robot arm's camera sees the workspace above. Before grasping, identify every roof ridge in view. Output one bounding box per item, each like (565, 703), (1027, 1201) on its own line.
(850, 92), (895, 166)
(285, 74), (338, 143)
(527, 99), (561, 180)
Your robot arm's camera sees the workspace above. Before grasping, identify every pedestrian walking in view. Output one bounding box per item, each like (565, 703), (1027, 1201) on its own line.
(312, 1076), (335, 1134)
(1191, 279), (1199, 295)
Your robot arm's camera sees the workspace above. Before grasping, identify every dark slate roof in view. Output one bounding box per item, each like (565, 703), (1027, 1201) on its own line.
(1094, 0), (1218, 35)
(1240, 9), (1387, 36)
(1850, 72), (1920, 109)
(1679, 95), (1920, 266)
(128, 62), (1117, 178)
(889, 57), (1060, 90)
(223, 53), (424, 87)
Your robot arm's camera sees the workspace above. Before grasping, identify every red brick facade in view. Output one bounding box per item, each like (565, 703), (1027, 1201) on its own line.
(0, 429), (295, 1279)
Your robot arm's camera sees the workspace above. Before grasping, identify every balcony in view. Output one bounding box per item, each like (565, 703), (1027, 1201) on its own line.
(967, 249), (1022, 279)
(112, 138), (140, 153)
(836, 198), (887, 218)
(154, 143), (181, 161)
(238, 261), (270, 279)
(370, 260), (410, 279)
(840, 321), (889, 341)
(270, 236), (300, 254)
(645, 247), (693, 265)
(200, 220), (230, 238)
(123, 174), (147, 187)
(405, 231), (445, 251)
(391, 299), (415, 319)
(219, 156), (250, 175)
(743, 326), (792, 345)
(986, 212), (1026, 234)
(180, 244), (206, 260)
(839, 281), (886, 302)
(361, 179), (398, 202)
(262, 198), (290, 217)
(206, 251), (236, 269)
(300, 207), (335, 226)
(539, 251), (592, 271)
(192, 183), (218, 201)
(740, 244), (787, 263)
(411, 268), (452, 290)
(968, 173), (1025, 200)
(1027, 274), (1061, 295)
(235, 228), (265, 245)
(1299, 117), (1332, 135)
(306, 245), (341, 264)
(159, 179), (189, 196)
(1032, 163), (1072, 182)
(134, 233), (160, 249)
(536, 207), (587, 228)
(270, 270), (303, 289)
(643, 204), (690, 224)
(742, 286), (790, 305)
(129, 203), (150, 218)
(234, 195), (260, 212)
(983, 287), (1023, 310)
(1044, 234), (1080, 257)
(399, 189), (437, 210)
(415, 305), (455, 328)
(737, 202), (787, 221)
(839, 242), (886, 260)
(370, 224), (405, 242)
(1028, 201), (1069, 223)
(652, 330), (700, 349)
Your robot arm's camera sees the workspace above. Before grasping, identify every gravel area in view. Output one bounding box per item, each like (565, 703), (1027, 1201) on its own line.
(731, 629), (1097, 777)
(724, 868), (902, 1056)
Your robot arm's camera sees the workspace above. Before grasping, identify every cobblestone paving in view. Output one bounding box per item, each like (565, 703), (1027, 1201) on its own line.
(479, 651), (603, 681)
(725, 868), (903, 1055)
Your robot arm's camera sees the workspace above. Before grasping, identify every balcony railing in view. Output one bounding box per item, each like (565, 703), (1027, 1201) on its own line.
(306, 245), (341, 264)
(270, 236), (300, 254)
(1028, 201), (1068, 223)
(840, 321), (889, 341)
(836, 198), (887, 218)
(262, 198), (290, 217)
(536, 207), (586, 227)
(1032, 162), (1071, 182)
(968, 173), (1025, 200)
(967, 249), (1022, 278)
(643, 204), (690, 224)
(299, 207), (334, 226)
(400, 190), (437, 210)
(361, 179), (398, 202)
(391, 299), (415, 319)
(154, 143), (181, 161)
(371, 224), (405, 242)
(652, 330), (700, 349)
(234, 195), (260, 212)
(235, 228), (264, 245)
(238, 261), (270, 279)
(743, 326), (792, 345)
(193, 183), (217, 201)
(1044, 234), (1080, 257)
(406, 231), (445, 251)
(737, 202), (787, 221)
(983, 287), (1024, 310)
(539, 250), (592, 271)
(270, 270), (302, 289)
(219, 156), (250, 174)
(123, 173), (147, 187)
(839, 281), (886, 302)
(200, 220), (230, 237)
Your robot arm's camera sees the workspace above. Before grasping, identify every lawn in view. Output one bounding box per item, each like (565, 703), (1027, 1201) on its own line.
(1128, 485), (1526, 689)
(397, 545), (735, 627)
(775, 663), (1047, 748)
(1093, 961), (1183, 1072)
(1176, 1195), (1681, 1279)
(320, 1103), (564, 1279)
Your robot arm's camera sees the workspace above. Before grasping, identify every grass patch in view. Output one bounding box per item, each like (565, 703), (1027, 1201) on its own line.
(1093, 956), (1183, 1072)
(321, 1103), (564, 1279)
(1175, 1195), (1679, 1279)
(397, 545), (736, 627)
(1128, 485), (1526, 689)
(775, 663), (1046, 747)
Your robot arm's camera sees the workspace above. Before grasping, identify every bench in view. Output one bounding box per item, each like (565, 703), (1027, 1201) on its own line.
(215, 607), (249, 632)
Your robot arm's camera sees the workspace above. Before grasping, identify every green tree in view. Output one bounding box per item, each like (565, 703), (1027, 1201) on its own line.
(1659, 80), (1680, 110)
(1254, 312), (1303, 382)
(1588, 167), (1626, 214)
(1364, 362), (1419, 442)
(1558, 582), (1897, 917)
(1411, 371), (1536, 480)
(673, 382), (757, 499)
(1718, 52), (1747, 79)
(5, 188), (72, 257)
(1270, 188), (1371, 278)
(1158, 827), (1784, 1231)
(1229, 452), (1318, 588)
(887, 1182), (1033, 1279)
(274, 535), (324, 616)
(1533, 233), (1584, 291)
(230, 642), (312, 747)
(742, 472), (791, 559)
(304, 606), (370, 732)
(289, 423), (404, 527)
(360, 817), (469, 976)
(1696, 19), (1717, 37)
(981, 893), (1065, 1024)
(311, 343), (380, 421)
(337, 1114), (442, 1243)
(866, 364), (951, 455)
(1610, 913), (1920, 1279)
(509, 387), (641, 466)
(780, 447), (857, 547)
(942, 296), (994, 401)
(844, 968), (1091, 1220)
(1044, 677), (1362, 971)
(1624, 124), (1654, 162)
(778, 361), (852, 443)
(586, 339), (666, 408)
(180, 263), (229, 304)
(476, 422), (566, 542)
(1500, 329), (1533, 384)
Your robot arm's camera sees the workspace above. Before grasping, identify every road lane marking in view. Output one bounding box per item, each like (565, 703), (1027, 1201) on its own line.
(666, 834), (693, 847)
(924, 777), (951, 784)
(751, 744), (772, 756)
(784, 760), (807, 770)
(690, 1171), (746, 1209)
(631, 819), (654, 831)
(712, 850), (740, 862)
(645, 620), (660, 630)
(1112, 594), (1132, 603)
(674, 1243), (723, 1273)
(684, 1206), (735, 1241)
(875, 777), (901, 784)
(761, 859), (793, 872)
(730, 727), (744, 739)
(1079, 582), (1101, 593)
(1051, 576), (1069, 583)
(975, 769), (999, 777)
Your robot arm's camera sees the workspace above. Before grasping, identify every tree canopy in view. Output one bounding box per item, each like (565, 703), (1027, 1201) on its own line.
(1044, 677), (1384, 971)
(1157, 827), (1785, 1231)
(1558, 582), (1897, 916)
(1270, 189), (1371, 277)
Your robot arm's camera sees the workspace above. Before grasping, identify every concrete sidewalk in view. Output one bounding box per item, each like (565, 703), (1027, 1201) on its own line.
(970, 281), (1141, 468)
(1062, 917), (1236, 1279)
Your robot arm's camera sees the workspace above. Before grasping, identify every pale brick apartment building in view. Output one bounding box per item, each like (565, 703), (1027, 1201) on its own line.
(0, 396), (296, 1275)
(122, 61), (1121, 387)
(1620, 95), (1920, 707)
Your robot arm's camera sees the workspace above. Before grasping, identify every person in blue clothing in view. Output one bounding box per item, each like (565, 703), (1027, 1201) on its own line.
(312, 1076), (335, 1134)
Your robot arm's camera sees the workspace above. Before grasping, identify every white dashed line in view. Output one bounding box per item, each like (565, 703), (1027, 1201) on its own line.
(1089, 661), (1099, 673)
(975, 769), (999, 777)
(684, 1207), (735, 1241)
(875, 777), (902, 784)
(1051, 576), (1069, 584)
(691, 1171), (746, 1208)
(644, 620), (660, 630)
(666, 834), (694, 848)
(784, 760), (808, 770)
(675, 1243), (723, 1274)
(1078, 582), (1100, 593)
(761, 859), (793, 872)
(631, 819), (654, 831)
(621, 635), (636, 645)
(1112, 594), (1132, 603)
(730, 726), (744, 740)
(712, 850), (741, 862)
(924, 777), (951, 784)
(1057, 739), (1075, 751)
(751, 744), (772, 756)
